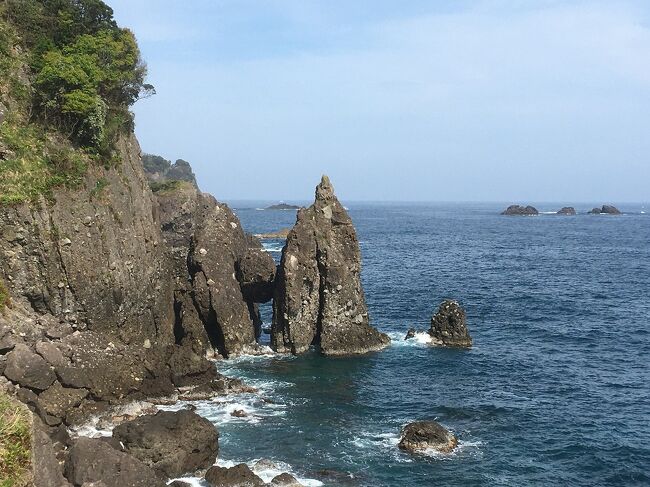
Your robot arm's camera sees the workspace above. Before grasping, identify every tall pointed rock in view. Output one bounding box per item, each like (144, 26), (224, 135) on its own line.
(272, 176), (390, 355)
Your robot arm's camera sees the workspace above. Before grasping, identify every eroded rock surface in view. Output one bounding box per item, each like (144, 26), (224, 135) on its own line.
(398, 421), (458, 453)
(429, 300), (472, 348)
(272, 176), (389, 355)
(112, 409), (219, 478)
(205, 463), (265, 487)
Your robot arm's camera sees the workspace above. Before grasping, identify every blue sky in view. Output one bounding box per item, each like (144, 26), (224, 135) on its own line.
(109, 1), (650, 202)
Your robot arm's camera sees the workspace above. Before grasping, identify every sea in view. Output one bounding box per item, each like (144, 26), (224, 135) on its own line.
(173, 202), (650, 487)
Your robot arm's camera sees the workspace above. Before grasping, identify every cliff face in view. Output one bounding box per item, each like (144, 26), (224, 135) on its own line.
(0, 133), (175, 345)
(272, 176), (390, 355)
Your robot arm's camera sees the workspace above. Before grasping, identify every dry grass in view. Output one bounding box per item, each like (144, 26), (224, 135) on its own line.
(0, 392), (32, 487)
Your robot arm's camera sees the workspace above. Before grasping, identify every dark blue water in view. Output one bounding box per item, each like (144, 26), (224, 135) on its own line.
(205, 202), (650, 486)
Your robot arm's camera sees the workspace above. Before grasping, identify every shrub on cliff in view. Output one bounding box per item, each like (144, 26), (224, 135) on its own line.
(0, 392), (32, 486)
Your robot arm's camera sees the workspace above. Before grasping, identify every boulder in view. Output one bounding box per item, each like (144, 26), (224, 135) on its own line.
(271, 473), (303, 486)
(272, 176), (390, 355)
(35, 341), (69, 368)
(38, 381), (88, 420)
(405, 328), (417, 340)
(556, 207), (576, 215)
(168, 345), (217, 387)
(501, 205), (538, 216)
(64, 437), (164, 487)
(205, 463), (265, 487)
(112, 410), (219, 478)
(398, 421), (458, 453)
(4, 344), (55, 391)
(429, 300), (472, 347)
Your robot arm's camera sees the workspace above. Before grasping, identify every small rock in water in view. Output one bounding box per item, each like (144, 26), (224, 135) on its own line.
(254, 458), (279, 470)
(405, 328), (417, 340)
(429, 300), (472, 348)
(398, 420), (458, 453)
(271, 472), (304, 486)
(231, 409), (248, 417)
(205, 463), (265, 487)
(556, 207), (576, 215)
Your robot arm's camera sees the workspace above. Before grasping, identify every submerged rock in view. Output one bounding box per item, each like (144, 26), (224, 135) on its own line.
(429, 300), (472, 348)
(271, 473), (304, 486)
(557, 207), (576, 215)
(112, 409), (219, 478)
(398, 421), (458, 453)
(272, 176), (389, 355)
(501, 205), (538, 216)
(589, 205), (621, 215)
(205, 463), (265, 487)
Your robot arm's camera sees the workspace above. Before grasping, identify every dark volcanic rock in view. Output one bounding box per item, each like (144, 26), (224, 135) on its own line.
(429, 300), (472, 348)
(64, 437), (164, 487)
(205, 463), (265, 487)
(556, 207), (576, 215)
(4, 344), (55, 391)
(501, 205), (538, 216)
(405, 328), (417, 340)
(398, 421), (458, 453)
(237, 236), (277, 303)
(272, 176), (390, 356)
(38, 381), (88, 420)
(589, 205), (621, 215)
(112, 409), (219, 478)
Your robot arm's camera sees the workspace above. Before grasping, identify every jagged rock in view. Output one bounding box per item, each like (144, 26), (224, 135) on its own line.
(64, 437), (164, 487)
(589, 205), (621, 215)
(168, 345), (217, 387)
(272, 176), (390, 355)
(429, 300), (472, 348)
(501, 205), (538, 215)
(205, 463), (265, 487)
(32, 417), (71, 487)
(405, 328), (417, 340)
(398, 421), (458, 453)
(271, 473), (303, 486)
(557, 207), (576, 215)
(113, 410), (219, 478)
(4, 344), (55, 391)
(35, 341), (69, 368)
(38, 381), (88, 420)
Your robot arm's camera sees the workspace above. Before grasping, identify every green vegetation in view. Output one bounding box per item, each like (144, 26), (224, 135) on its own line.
(0, 392), (32, 487)
(0, 280), (9, 311)
(0, 0), (154, 204)
(150, 179), (182, 194)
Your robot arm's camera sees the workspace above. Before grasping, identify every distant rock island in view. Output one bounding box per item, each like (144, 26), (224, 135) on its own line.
(501, 205), (539, 216)
(265, 202), (301, 210)
(255, 228), (291, 239)
(589, 205), (621, 215)
(557, 207), (576, 215)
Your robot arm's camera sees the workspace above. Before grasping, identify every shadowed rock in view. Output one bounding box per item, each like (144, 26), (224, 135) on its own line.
(398, 421), (458, 453)
(429, 300), (472, 348)
(205, 463), (265, 487)
(272, 176), (389, 355)
(501, 205), (538, 215)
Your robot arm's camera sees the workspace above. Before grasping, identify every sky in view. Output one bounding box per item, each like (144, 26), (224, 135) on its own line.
(109, 0), (650, 202)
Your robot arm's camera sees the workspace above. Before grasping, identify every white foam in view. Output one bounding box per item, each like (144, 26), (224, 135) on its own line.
(166, 477), (204, 487)
(214, 458), (323, 486)
(261, 242), (284, 253)
(420, 439), (484, 460)
(386, 331), (434, 347)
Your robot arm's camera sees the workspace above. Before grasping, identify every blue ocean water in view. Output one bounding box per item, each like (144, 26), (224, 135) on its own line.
(200, 202), (650, 486)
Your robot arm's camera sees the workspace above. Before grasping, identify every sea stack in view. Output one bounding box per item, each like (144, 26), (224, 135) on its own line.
(429, 300), (472, 347)
(398, 421), (458, 454)
(272, 176), (390, 355)
(589, 205), (621, 215)
(557, 207), (576, 215)
(501, 205), (539, 216)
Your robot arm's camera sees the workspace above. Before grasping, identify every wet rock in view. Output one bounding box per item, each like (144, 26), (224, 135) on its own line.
(112, 410), (219, 478)
(4, 344), (56, 391)
(64, 437), (164, 487)
(168, 482), (193, 487)
(556, 207), (576, 215)
(231, 409), (247, 418)
(398, 421), (458, 453)
(272, 176), (390, 355)
(429, 300), (472, 348)
(271, 473), (303, 486)
(205, 463), (265, 487)
(405, 328), (417, 340)
(501, 205), (538, 216)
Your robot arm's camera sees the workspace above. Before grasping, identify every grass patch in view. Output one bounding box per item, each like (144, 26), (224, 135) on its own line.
(0, 122), (88, 205)
(150, 179), (182, 194)
(0, 392), (32, 487)
(0, 280), (9, 311)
